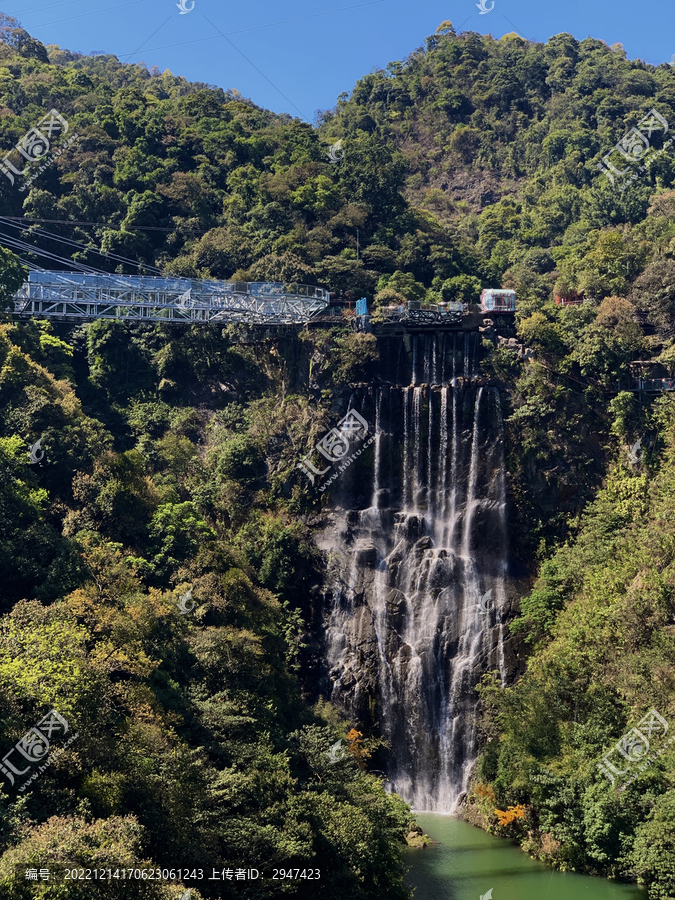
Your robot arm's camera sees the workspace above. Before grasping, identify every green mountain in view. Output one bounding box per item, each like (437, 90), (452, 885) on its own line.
(0, 14), (674, 900)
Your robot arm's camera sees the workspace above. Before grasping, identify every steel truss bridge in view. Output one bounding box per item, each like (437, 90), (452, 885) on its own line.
(13, 271), (330, 326)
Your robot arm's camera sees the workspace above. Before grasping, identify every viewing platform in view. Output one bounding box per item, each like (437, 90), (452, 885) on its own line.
(12, 271), (330, 325)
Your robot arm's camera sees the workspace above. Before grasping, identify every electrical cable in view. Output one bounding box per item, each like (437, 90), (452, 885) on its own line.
(203, 15), (309, 121)
(501, 15), (532, 41)
(118, 0), (387, 61)
(1, 234), (192, 287)
(121, 14), (171, 64)
(0, 217), (164, 274)
(0, 216), (178, 232)
(0, 222), (141, 271)
(0, 233), (104, 272)
(4, 0), (83, 18)
(3, 221), (163, 275)
(8, 243), (170, 290)
(29, 0), (145, 30)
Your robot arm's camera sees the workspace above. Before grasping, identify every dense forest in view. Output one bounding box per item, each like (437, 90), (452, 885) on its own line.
(0, 11), (674, 900)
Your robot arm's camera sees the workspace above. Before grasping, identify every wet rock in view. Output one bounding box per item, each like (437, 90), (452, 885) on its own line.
(316, 380), (523, 812)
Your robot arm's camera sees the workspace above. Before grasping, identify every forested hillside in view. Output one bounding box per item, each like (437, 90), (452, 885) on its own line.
(470, 405), (675, 898)
(0, 13), (674, 900)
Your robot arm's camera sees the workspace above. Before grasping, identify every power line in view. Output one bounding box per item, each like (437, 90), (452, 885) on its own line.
(0, 215), (178, 231)
(0, 234), (100, 271)
(501, 15), (532, 42)
(0, 217), (163, 274)
(119, 0), (387, 61)
(4, 0), (83, 18)
(0, 229), (158, 276)
(203, 15), (309, 121)
(3, 217), (163, 272)
(29, 0), (145, 30)
(3, 238), (98, 272)
(120, 14), (171, 63)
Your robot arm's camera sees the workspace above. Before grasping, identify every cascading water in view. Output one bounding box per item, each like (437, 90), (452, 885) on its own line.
(322, 331), (510, 812)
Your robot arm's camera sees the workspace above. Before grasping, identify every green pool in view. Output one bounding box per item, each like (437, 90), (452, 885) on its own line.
(406, 814), (646, 900)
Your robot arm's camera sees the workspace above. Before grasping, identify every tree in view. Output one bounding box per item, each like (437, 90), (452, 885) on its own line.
(86, 320), (154, 398)
(0, 249), (27, 312)
(338, 133), (406, 219)
(626, 790), (675, 900)
(629, 258), (675, 335)
(572, 296), (643, 382)
(0, 816), (191, 899)
(441, 274), (482, 304)
(145, 501), (215, 581)
(377, 270), (427, 304)
(517, 312), (564, 356)
(249, 251), (316, 283)
(0, 17), (49, 61)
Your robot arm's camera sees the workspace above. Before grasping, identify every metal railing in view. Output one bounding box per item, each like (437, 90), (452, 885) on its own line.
(617, 378), (675, 392)
(309, 306), (356, 320)
(13, 271), (329, 325)
(378, 302), (464, 325)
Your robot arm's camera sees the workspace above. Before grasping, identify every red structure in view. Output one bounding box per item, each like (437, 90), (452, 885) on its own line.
(554, 291), (583, 306)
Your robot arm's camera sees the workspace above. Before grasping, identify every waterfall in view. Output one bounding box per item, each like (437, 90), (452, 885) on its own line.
(322, 336), (509, 813)
(461, 387), (483, 558)
(412, 387), (422, 510)
(439, 387), (448, 525)
(403, 387), (411, 508)
(372, 387), (383, 509)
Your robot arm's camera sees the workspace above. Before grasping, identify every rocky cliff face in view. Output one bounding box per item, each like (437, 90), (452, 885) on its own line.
(313, 332), (525, 812)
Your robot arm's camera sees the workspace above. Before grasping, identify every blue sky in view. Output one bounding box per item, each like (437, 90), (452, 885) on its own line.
(3, 0), (675, 120)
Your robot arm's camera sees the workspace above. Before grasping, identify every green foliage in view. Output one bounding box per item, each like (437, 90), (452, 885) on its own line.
(144, 501), (215, 581)
(0, 816), (190, 899)
(608, 391), (638, 439)
(0, 249), (27, 311)
(624, 790), (675, 898)
(235, 514), (317, 601)
(517, 312), (565, 356)
(441, 274), (482, 304)
(332, 332), (379, 384)
(86, 320), (154, 399)
(477, 423), (675, 892)
(5, 17), (675, 899)
(376, 270), (427, 304)
(0, 292), (412, 899)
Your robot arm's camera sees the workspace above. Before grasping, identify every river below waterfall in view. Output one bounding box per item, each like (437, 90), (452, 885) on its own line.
(406, 815), (646, 900)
